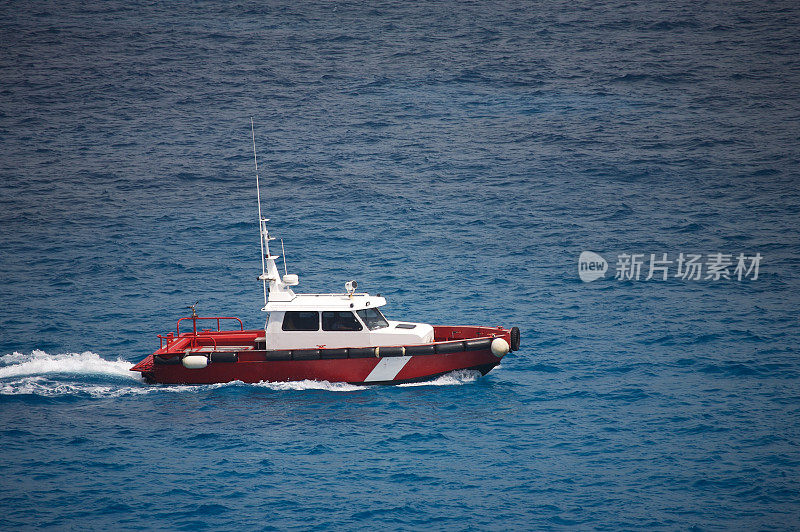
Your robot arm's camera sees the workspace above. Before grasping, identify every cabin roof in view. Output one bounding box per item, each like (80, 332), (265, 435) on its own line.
(262, 293), (387, 312)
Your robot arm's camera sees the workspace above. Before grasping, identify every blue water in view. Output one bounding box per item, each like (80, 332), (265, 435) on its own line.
(2, 0), (800, 529)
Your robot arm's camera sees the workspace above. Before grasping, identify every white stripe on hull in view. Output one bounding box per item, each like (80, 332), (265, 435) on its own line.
(364, 356), (412, 382)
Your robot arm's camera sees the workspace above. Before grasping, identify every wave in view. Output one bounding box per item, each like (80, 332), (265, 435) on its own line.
(398, 369), (481, 387)
(0, 376), (151, 398)
(0, 350), (135, 379)
(0, 350), (479, 397)
(249, 379), (365, 392)
(0, 350), (143, 398)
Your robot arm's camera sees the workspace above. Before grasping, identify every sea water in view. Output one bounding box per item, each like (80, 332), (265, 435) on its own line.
(1, 0), (799, 529)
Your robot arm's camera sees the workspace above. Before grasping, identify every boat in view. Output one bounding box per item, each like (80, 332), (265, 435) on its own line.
(130, 122), (520, 385)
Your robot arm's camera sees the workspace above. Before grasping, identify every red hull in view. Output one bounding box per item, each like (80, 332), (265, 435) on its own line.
(132, 325), (517, 385)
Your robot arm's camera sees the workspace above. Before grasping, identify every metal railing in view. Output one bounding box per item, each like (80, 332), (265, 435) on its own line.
(156, 332), (220, 351)
(188, 335), (218, 351)
(177, 316), (244, 336)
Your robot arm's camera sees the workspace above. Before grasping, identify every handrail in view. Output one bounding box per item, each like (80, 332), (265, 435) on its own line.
(177, 316), (244, 336)
(156, 332), (175, 350)
(189, 335), (218, 351)
(155, 332), (219, 351)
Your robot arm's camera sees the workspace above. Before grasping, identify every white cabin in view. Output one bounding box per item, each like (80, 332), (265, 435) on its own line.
(264, 292), (434, 350)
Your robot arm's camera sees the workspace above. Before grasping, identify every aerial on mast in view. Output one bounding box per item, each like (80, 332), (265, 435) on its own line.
(251, 117), (269, 306)
(250, 118), (297, 309)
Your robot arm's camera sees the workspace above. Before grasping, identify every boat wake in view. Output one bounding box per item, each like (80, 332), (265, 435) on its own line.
(251, 379), (366, 392)
(0, 350), (134, 380)
(398, 369), (481, 387)
(0, 351), (480, 397)
(0, 350), (143, 398)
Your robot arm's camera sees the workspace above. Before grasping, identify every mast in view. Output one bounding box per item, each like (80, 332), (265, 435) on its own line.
(251, 118), (269, 307)
(250, 119), (296, 309)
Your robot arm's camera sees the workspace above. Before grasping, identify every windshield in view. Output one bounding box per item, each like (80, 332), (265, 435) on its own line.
(356, 308), (389, 330)
(322, 311), (363, 332)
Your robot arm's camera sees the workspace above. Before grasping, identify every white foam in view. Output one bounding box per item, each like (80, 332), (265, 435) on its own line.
(251, 379), (365, 392)
(246, 370), (480, 391)
(398, 369), (481, 387)
(0, 350), (135, 380)
(0, 376), (150, 398)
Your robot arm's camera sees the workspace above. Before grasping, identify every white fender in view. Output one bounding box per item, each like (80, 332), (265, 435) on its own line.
(182, 355), (209, 369)
(491, 338), (510, 357)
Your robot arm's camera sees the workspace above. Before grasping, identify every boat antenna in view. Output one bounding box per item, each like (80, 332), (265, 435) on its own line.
(280, 238), (288, 276)
(251, 117), (268, 306)
(185, 300), (199, 336)
(185, 300), (199, 318)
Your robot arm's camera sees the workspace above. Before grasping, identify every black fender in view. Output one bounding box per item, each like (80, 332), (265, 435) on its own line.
(264, 350), (292, 361)
(292, 349), (320, 360)
(210, 352), (238, 363)
(510, 327), (521, 351)
(405, 344), (435, 355)
(434, 341), (465, 354)
(153, 354), (182, 365)
(378, 346), (405, 357)
(348, 347), (377, 358)
(464, 338), (492, 351)
(319, 348), (349, 359)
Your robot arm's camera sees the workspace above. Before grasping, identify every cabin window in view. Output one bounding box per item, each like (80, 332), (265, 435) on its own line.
(322, 311), (363, 331)
(282, 311), (319, 331)
(356, 308), (389, 330)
